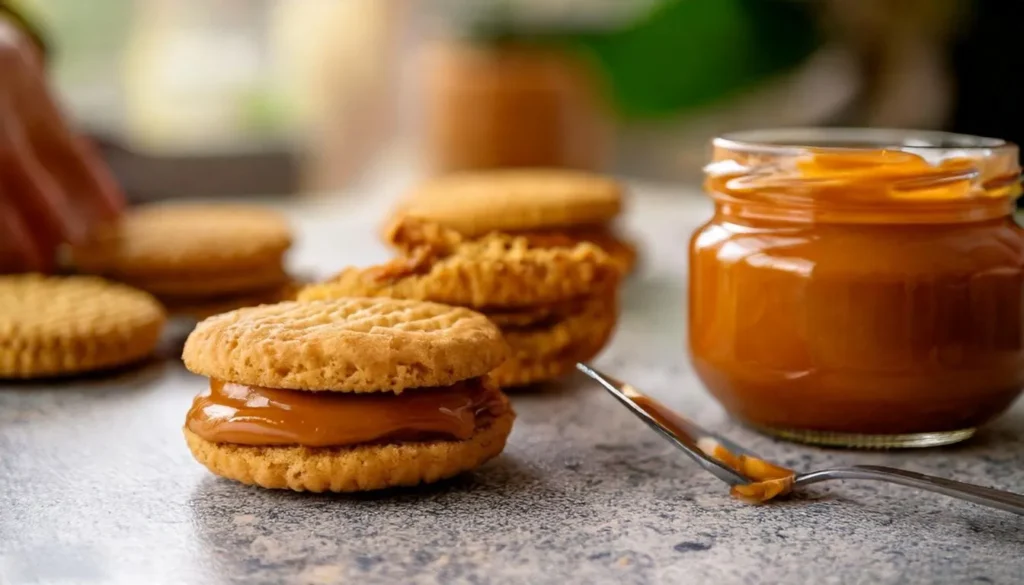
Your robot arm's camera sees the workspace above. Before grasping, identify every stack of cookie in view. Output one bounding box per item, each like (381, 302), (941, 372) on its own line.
(300, 218), (622, 387)
(386, 169), (637, 273)
(0, 274), (165, 378)
(182, 297), (514, 492)
(70, 204), (299, 319)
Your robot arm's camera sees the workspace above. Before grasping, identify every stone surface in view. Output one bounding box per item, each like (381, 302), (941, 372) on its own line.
(2, 188), (1023, 585)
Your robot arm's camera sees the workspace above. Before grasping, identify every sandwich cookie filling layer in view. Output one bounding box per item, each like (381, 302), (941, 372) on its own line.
(187, 376), (509, 447)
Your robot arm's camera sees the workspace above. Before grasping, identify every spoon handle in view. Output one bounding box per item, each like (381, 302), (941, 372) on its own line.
(575, 363), (752, 486)
(795, 465), (1024, 515)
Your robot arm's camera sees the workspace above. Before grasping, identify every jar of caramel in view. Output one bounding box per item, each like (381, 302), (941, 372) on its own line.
(421, 40), (612, 173)
(689, 128), (1023, 448)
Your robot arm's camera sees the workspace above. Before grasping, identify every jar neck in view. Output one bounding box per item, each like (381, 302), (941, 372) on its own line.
(710, 193), (1017, 225)
(705, 143), (1022, 225)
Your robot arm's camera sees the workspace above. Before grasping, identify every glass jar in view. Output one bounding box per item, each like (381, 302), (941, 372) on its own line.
(689, 128), (1023, 448)
(420, 40), (613, 173)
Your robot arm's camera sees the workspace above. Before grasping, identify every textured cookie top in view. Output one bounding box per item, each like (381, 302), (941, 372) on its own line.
(300, 227), (621, 309)
(182, 298), (508, 392)
(71, 204), (292, 278)
(0, 274), (165, 340)
(0, 275), (166, 377)
(394, 169), (623, 236)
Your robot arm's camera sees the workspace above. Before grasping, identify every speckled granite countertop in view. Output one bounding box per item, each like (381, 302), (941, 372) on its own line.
(2, 185), (1023, 585)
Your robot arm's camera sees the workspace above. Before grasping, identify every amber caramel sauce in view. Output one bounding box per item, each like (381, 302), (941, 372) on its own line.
(186, 378), (508, 447)
(691, 148), (1024, 435)
(696, 439), (794, 504)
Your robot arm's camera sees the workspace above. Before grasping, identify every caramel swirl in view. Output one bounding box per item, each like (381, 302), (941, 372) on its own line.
(186, 378), (508, 447)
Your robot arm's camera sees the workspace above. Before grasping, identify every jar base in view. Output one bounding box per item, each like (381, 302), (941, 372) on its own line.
(745, 423), (977, 449)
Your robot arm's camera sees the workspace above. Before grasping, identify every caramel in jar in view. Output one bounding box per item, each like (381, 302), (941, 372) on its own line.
(689, 129), (1024, 447)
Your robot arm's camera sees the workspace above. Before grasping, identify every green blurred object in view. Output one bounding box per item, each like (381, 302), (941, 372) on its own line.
(237, 89), (293, 137)
(560, 0), (821, 120)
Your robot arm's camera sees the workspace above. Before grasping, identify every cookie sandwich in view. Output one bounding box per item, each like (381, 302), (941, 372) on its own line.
(387, 169), (637, 273)
(182, 297), (514, 492)
(300, 219), (622, 387)
(0, 274), (165, 378)
(70, 204), (297, 318)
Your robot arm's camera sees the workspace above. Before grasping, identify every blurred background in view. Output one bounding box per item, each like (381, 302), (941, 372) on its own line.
(21, 0), (1021, 201)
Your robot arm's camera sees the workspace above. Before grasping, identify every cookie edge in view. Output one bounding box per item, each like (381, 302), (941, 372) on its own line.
(183, 410), (515, 492)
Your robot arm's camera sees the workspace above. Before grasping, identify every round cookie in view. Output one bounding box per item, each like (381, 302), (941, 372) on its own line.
(491, 328), (614, 387)
(483, 297), (587, 328)
(131, 263), (289, 297)
(386, 216), (638, 275)
(70, 204), (292, 296)
(0, 275), (166, 378)
(393, 169), (623, 236)
(299, 229), (622, 309)
(599, 234), (637, 274)
(183, 410), (514, 492)
(510, 227), (637, 274)
(500, 294), (617, 360)
(492, 294), (618, 387)
(182, 298), (508, 392)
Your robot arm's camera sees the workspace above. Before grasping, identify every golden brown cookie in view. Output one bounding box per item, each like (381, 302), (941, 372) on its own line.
(183, 410), (514, 492)
(491, 357), (565, 388)
(385, 217), (638, 275)
(130, 262), (289, 297)
(500, 226), (637, 274)
(182, 298), (508, 392)
(160, 279), (303, 320)
(492, 293), (617, 387)
(393, 169), (623, 236)
(70, 204), (292, 297)
(500, 294), (616, 360)
(492, 329), (615, 387)
(602, 234), (638, 274)
(0, 274), (166, 378)
(482, 297), (587, 328)
(300, 221), (622, 309)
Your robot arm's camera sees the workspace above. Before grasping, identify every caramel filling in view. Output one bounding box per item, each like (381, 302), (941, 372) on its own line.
(186, 377), (508, 447)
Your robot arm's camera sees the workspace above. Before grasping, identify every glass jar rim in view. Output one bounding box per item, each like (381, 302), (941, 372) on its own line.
(714, 128), (1014, 155)
(706, 128), (1022, 224)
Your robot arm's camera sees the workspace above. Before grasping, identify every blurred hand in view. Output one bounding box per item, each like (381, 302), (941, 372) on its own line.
(0, 15), (123, 273)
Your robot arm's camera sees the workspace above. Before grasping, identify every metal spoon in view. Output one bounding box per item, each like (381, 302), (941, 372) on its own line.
(576, 363), (1024, 515)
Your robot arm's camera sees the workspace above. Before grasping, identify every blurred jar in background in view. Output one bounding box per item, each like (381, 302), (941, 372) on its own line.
(421, 39), (613, 173)
(413, 0), (832, 182)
